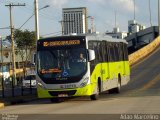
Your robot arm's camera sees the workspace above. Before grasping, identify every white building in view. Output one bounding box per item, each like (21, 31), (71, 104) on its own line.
(62, 7), (88, 35)
(0, 38), (33, 77)
(128, 20), (146, 34)
(106, 27), (128, 39)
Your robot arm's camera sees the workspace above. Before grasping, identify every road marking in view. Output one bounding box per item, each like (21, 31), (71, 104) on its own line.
(140, 74), (160, 91)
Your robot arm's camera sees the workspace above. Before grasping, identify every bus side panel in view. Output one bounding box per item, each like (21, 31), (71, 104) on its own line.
(101, 63), (110, 90)
(121, 61), (130, 86)
(90, 63), (102, 94)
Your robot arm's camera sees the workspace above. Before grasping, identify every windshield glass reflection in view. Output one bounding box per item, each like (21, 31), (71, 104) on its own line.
(37, 48), (87, 78)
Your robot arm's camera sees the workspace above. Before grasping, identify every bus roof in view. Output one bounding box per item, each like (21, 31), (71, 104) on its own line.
(85, 34), (127, 44)
(39, 33), (127, 44)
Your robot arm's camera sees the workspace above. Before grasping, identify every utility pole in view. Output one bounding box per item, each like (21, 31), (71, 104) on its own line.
(34, 0), (39, 40)
(158, 0), (160, 35)
(115, 10), (117, 28)
(134, 0), (136, 20)
(149, 0), (152, 26)
(87, 16), (94, 33)
(5, 3), (25, 85)
(90, 16), (94, 33)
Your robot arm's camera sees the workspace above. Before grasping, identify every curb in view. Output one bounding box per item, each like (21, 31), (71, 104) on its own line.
(0, 95), (37, 109)
(0, 103), (4, 108)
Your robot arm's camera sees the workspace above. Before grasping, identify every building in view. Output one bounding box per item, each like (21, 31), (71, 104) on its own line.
(128, 20), (146, 34)
(126, 26), (159, 53)
(62, 7), (88, 35)
(106, 27), (128, 39)
(0, 38), (33, 78)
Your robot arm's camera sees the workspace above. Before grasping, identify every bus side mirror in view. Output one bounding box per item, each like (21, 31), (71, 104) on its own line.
(88, 49), (95, 61)
(31, 53), (36, 65)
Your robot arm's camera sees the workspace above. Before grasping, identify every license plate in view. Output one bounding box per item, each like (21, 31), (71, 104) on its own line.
(58, 94), (68, 97)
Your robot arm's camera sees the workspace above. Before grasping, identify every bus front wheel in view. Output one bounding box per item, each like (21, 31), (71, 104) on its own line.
(50, 98), (60, 103)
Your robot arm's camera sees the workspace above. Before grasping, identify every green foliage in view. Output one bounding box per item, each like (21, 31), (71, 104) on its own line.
(14, 29), (36, 70)
(14, 29), (36, 49)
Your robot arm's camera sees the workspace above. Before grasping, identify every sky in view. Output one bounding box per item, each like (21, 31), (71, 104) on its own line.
(0, 0), (158, 38)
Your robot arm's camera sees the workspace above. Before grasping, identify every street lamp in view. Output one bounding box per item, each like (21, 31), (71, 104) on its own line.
(87, 16), (94, 33)
(0, 36), (3, 86)
(0, 36), (4, 97)
(19, 5), (49, 30)
(158, 0), (160, 35)
(34, 0), (49, 40)
(35, 0), (39, 40)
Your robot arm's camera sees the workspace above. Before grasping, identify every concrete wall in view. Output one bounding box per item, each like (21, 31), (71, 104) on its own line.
(129, 36), (160, 65)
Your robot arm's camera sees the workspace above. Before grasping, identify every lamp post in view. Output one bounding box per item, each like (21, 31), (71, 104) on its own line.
(19, 5), (49, 30)
(0, 36), (2, 77)
(35, 0), (39, 40)
(87, 16), (94, 33)
(0, 36), (4, 97)
(34, 0), (50, 40)
(133, 0), (136, 20)
(0, 36), (2, 74)
(158, 0), (160, 35)
(149, 0), (152, 26)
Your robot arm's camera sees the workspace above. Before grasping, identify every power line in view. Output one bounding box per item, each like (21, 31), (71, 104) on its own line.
(0, 27), (10, 29)
(41, 31), (62, 37)
(19, 5), (49, 30)
(1, 0), (60, 28)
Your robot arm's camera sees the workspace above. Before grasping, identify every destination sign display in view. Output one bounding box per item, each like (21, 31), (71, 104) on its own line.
(43, 40), (80, 47)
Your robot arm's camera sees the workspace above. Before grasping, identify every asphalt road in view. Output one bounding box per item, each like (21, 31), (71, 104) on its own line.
(0, 47), (160, 120)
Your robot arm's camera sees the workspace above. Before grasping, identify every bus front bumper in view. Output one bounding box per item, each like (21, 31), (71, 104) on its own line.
(37, 84), (95, 98)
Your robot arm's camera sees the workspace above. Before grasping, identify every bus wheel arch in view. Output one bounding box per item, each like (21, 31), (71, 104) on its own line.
(90, 77), (101, 100)
(109, 74), (121, 94)
(98, 77), (102, 93)
(117, 74), (121, 93)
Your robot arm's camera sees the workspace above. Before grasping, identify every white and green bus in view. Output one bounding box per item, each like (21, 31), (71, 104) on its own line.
(35, 34), (130, 101)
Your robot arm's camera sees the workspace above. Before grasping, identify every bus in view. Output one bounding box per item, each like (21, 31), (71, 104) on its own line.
(35, 34), (130, 101)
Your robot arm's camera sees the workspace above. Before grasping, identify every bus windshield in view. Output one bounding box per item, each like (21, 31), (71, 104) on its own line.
(37, 48), (87, 79)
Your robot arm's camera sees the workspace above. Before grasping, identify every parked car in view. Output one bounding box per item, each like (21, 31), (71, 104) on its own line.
(22, 74), (36, 88)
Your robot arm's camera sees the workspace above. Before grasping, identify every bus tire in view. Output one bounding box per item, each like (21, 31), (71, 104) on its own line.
(109, 75), (121, 94)
(114, 78), (121, 93)
(115, 75), (121, 93)
(50, 98), (60, 103)
(90, 94), (99, 100)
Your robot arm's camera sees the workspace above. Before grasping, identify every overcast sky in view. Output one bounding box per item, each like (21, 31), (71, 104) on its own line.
(0, 0), (158, 38)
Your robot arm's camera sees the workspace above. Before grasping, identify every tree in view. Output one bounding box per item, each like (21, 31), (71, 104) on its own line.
(15, 29), (36, 48)
(14, 29), (36, 75)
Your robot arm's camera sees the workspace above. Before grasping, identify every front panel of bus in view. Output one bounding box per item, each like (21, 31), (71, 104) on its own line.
(36, 36), (92, 98)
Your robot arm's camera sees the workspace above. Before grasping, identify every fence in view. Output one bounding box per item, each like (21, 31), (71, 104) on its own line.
(0, 75), (36, 98)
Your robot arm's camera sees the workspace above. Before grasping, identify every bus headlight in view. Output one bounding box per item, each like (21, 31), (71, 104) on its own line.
(37, 81), (47, 89)
(80, 77), (89, 88)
